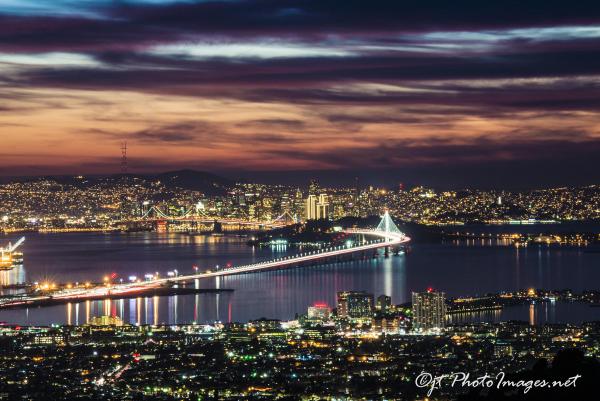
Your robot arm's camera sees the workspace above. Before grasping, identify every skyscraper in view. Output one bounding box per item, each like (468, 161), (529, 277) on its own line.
(316, 194), (329, 219)
(306, 194), (318, 220)
(412, 289), (446, 332)
(337, 291), (374, 320)
(306, 193), (330, 220)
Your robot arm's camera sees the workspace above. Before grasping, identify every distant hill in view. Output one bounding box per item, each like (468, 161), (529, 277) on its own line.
(151, 170), (233, 195)
(2, 169), (233, 196)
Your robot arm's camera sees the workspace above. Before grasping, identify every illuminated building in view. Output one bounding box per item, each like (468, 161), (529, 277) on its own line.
(317, 194), (330, 219)
(306, 194), (318, 220)
(372, 316), (401, 333)
(412, 289), (446, 332)
(494, 340), (514, 357)
(376, 295), (392, 312)
(305, 193), (330, 220)
(307, 303), (331, 321)
(337, 291), (374, 320)
(87, 315), (126, 327)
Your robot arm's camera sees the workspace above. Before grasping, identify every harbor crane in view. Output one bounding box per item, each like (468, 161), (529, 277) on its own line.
(0, 236), (25, 268)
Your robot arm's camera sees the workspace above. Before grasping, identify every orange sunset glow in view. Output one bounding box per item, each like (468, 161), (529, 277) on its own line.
(1, 1), (599, 187)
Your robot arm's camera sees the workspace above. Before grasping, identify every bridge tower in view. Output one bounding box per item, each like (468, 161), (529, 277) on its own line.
(376, 211), (405, 256)
(376, 211), (404, 239)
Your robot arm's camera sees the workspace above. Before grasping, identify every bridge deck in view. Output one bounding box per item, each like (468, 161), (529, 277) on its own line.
(0, 229), (410, 307)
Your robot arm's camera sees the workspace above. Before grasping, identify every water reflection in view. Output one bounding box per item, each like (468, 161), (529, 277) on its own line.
(0, 265), (26, 296)
(529, 303), (535, 325)
(0, 231), (598, 326)
(447, 302), (592, 326)
(53, 293), (237, 326)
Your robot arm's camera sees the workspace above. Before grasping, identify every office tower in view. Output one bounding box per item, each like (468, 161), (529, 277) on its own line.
(376, 295), (392, 312)
(317, 194), (329, 219)
(412, 289), (446, 332)
(306, 193), (330, 220)
(337, 291), (374, 320)
(306, 194), (318, 220)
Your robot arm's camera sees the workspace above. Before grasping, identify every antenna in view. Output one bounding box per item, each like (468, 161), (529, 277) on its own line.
(120, 141), (128, 174)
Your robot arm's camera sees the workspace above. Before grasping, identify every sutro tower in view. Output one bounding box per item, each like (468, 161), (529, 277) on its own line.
(120, 141), (128, 174)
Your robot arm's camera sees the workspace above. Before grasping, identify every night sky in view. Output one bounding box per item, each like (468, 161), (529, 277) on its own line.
(1, 0), (600, 188)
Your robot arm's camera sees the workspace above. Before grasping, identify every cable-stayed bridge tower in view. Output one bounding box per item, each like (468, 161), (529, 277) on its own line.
(376, 210), (405, 241)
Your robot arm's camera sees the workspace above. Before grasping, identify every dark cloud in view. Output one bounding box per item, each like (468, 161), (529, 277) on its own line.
(325, 114), (433, 125)
(132, 122), (225, 143)
(2, 0), (600, 186)
(249, 132), (600, 187)
(242, 119), (306, 129)
(2, 1), (600, 53)
(90, 122), (224, 144)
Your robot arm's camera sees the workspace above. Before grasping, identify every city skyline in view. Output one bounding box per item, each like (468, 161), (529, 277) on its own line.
(1, 1), (600, 187)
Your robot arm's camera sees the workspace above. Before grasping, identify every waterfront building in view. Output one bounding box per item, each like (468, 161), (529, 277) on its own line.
(307, 303), (331, 321)
(87, 315), (126, 327)
(337, 291), (374, 320)
(412, 289), (446, 332)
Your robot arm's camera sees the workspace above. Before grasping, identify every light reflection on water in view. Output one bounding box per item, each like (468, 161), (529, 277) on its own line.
(0, 231), (597, 325)
(447, 301), (596, 326)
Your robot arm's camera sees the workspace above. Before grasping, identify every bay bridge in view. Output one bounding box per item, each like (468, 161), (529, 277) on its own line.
(0, 212), (410, 308)
(148, 211), (409, 283)
(122, 205), (298, 230)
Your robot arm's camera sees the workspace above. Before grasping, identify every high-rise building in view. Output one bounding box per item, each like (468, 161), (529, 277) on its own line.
(337, 291), (374, 320)
(317, 194), (329, 219)
(306, 193), (330, 220)
(412, 289), (446, 332)
(306, 194), (318, 220)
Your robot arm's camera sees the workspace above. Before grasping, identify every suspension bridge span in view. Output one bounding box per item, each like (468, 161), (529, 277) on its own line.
(127, 206), (297, 229)
(0, 212), (410, 307)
